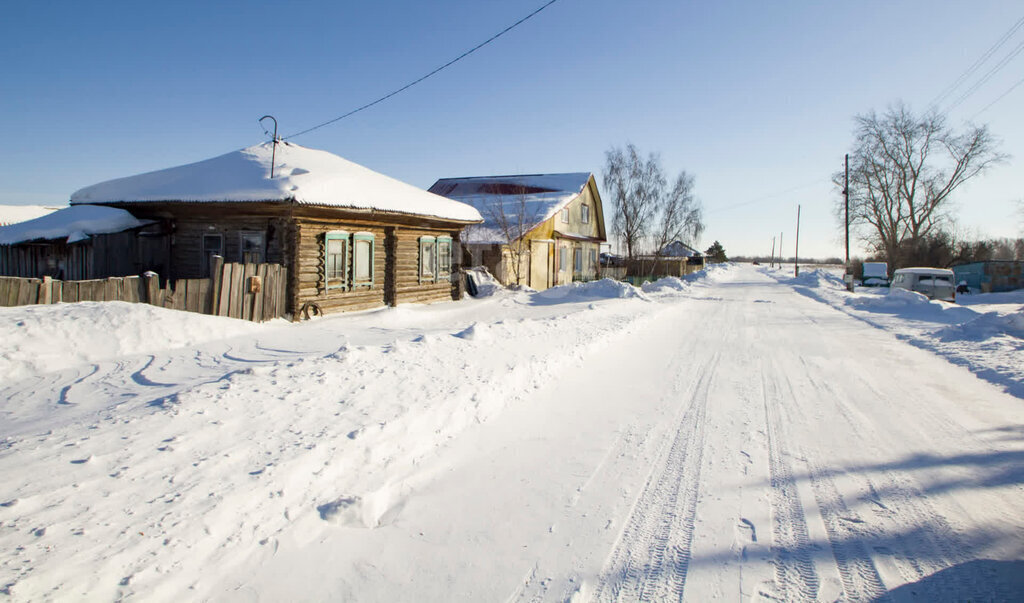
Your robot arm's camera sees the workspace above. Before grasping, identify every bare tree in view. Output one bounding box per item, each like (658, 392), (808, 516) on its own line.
(651, 171), (704, 267)
(484, 186), (540, 286)
(604, 144), (663, 260)
(604, 144), (704, 262)
(836, 103), (1006, 268)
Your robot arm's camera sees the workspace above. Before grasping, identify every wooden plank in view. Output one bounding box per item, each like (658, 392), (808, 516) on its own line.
(172, 281), (187, 311)
(242, 262), (257, 321)
(39, 276), (52, 305)
(195, 280), (210, 315)
(184, 279), (200, 313)
(123, 276), (140, 303)
(144, 273), (159, 305)
(252, 264), (267, 322)
(51, 279), (62, 304)
(0, 278), (11, 307)
(17, 279), (36, 305)
(208, 255), (224, 315)
(104, 277), (118, 302)
(218, 263), (233, 316)
(230, 263), (245, 319)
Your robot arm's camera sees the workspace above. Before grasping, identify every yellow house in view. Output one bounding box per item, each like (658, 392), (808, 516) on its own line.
(428, 173), (606, 290)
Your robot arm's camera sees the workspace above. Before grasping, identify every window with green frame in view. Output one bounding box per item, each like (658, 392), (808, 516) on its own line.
(419, 236), (436, 283)
(324, 231), (349, 290)
(437, 236), (452, 280)
(352, 232), (375, 286)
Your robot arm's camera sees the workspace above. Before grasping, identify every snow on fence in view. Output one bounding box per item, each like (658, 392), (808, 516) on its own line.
(0, 256), (287, 322)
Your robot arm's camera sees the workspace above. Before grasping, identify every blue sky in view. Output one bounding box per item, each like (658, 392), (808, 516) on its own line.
(2, 1), (1022, 258)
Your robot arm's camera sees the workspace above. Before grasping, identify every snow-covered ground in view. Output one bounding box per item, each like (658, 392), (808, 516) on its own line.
(1, 264), (1022, 601)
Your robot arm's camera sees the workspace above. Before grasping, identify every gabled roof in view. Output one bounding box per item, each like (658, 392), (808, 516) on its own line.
(0, 205), (151, 245)
(428, 173), (593, 244)
(70, 142), (482, 223)
(661, 240), (701, 257)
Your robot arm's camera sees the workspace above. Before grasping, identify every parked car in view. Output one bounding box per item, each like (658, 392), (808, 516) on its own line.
(861, 262), (889, 287)
(890, 267), (956, 302)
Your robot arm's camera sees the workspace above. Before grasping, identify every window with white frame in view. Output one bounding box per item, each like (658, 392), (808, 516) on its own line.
(589, 248), (597, 272)
(574, 247), (582, 273)
(561, 207), (569, 223)
(352, 232), (375, 285)
(437, 236), (453, 280)
(239, 231), (265, 263)
(559, 245), (568, 273)
(419, 236), (436, 282)
(324, 231), (349, 290)
(581, 204), (590, 224)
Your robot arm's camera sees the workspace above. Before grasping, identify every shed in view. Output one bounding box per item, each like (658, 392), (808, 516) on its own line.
(67, 141), (482, 316)
(428, 173), (606, 290)
(0, 205), (158, 279)
(952, 260), (1024, 293)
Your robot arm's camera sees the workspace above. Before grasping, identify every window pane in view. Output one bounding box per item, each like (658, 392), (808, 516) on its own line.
(326, 238), (345, 283)
(422, 244), (435, 276)
(354, 240), (371, 281)
(439, 242), (451, 272)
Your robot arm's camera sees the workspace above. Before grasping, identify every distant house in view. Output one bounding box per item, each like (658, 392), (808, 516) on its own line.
(660, 240), (701, 258)
(39, 141), (482, 316)
(952, 260), (1023, 293)
(428, 173), (606, 290)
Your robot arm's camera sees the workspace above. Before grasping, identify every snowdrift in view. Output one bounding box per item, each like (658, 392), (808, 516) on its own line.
(0, 301), (262, 381)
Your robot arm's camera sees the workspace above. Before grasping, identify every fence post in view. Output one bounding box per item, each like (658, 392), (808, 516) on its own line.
(143, 272), (159, 305)
(208, 255), (224, 315)
(39, 276), (52, 305)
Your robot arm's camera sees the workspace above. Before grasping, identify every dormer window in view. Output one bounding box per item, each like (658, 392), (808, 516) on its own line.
(581, 204), (590, 224)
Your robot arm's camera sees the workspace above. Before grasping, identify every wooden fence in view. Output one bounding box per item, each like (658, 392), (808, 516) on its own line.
(0, 256), (287, 322)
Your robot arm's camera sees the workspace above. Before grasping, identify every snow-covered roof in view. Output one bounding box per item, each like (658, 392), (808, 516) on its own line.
(70, 142), (482, 223)
(0, 204), (64, 226)
(0, 205), (151, 245)
(428, 173), (592, 244)
(660, 241), (700, 257)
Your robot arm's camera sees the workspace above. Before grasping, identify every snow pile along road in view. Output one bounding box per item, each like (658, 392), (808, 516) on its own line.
(0, 277), (671, 600)
(769, 266), (1024, 398)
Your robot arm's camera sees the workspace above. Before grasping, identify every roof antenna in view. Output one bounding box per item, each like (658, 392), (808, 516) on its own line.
(259, 115), (279, 178)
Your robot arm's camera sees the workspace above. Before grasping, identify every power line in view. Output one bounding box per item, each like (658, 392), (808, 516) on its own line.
(970, 72), (1024, 119)
(944, 36), (1024, 114)
(284, 0), (561, 140)
(706, 179), (826, 215)
(929, 14), (1024, 110)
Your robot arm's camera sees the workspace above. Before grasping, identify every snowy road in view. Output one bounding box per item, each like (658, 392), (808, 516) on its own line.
(1, 265), (1022, 601)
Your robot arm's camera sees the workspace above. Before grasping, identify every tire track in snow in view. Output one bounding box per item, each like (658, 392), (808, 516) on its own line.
(762, 357), (888, 602)
(591, 350), (718, 602)
(797, 366), (1001, 600)
(759, 361), (820, 601)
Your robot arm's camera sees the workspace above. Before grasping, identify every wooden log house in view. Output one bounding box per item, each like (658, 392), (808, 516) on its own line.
(66, 141), (482, 317)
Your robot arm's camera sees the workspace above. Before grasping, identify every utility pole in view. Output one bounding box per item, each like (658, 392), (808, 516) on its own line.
(794, 205), (801, 277)
(770, 236), (776, 268)
(843, 153), (854, 291)
(844, 154), (849, 265)
(779, 232), (783, 269)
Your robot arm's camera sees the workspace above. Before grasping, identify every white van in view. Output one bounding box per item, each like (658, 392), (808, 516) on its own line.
(890, 267), (956, 302)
